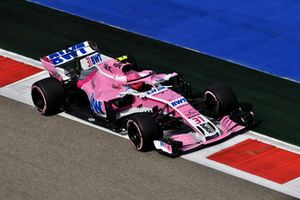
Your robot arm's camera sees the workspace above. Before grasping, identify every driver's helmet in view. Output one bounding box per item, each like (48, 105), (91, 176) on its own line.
(126, 72), (143, 91)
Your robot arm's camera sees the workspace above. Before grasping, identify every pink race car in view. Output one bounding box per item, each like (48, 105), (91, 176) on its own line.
(31, 41), (255, 156)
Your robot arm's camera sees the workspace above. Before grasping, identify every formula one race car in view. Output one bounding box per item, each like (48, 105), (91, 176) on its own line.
(31, 41), (255, 156)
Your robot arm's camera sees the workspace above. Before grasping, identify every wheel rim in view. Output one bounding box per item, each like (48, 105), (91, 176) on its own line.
(31, 86), (46, 113)
(127, 120), (142, 150)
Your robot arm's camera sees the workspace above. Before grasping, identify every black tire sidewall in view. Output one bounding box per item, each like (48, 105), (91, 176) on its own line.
(127, 113), (162, 151)
(205, 83), (238, 118)
(31, 77), (65, 115)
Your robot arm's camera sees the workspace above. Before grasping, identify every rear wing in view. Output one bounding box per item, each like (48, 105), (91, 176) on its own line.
(42, 41), (97, 66)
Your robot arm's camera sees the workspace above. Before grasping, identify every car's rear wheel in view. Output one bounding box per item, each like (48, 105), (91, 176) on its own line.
(127, 113), (162, 151)
(204, 83), (238, 118)
(31, 77), (65, 115)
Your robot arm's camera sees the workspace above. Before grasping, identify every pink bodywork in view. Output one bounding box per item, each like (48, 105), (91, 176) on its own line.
(42, 56), (246, 154)
(168, 116), (245, 152)
(41, 57), (64, 81)
(76, 58), (245, 153)
(77, 58), (182, 114)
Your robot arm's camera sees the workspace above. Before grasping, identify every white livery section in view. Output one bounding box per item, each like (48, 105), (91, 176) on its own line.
(80, 52), (102, 70)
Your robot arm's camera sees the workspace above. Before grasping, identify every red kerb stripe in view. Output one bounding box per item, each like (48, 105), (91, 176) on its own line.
(208, 139), (300, 184)
(0, 56), (42, 87)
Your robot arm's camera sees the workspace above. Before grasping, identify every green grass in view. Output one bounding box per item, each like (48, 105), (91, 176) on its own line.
(1, 0), (300, 146)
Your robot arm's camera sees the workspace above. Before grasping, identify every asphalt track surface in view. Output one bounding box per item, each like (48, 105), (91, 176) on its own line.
(0, 96), (294, 200)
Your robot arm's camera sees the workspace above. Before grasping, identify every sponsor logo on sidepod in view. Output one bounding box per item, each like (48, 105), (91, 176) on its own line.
(90, 93), (104, 114)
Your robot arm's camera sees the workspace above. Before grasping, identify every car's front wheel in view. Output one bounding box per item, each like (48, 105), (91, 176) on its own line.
(127, 113), (162, 151)
(204, 83), (238, 118)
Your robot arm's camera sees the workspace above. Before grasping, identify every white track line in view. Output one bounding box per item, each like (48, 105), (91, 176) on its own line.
(1, 48), (299, 198)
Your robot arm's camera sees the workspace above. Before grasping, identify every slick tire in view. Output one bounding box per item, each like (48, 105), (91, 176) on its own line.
(31, 77), (65, 115)
(127, 113), (162, 151)
(204, 83), (238, 118)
